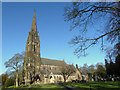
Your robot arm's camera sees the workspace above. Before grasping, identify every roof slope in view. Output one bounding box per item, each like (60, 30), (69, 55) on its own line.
(41, 58), (66, 66)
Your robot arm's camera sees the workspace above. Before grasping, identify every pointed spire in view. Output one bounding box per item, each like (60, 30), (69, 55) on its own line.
(34, 10), (36, 19)
(31, 11), (37, 32)
(76, 64), (78, 70)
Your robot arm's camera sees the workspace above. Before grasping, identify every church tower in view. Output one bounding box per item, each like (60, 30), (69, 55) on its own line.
(23, 11), (41, 85)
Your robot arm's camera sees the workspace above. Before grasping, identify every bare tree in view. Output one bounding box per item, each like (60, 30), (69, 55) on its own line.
(4, 52), (24, 87)
(88, 65), (96, 74)
(105, 47), (113, 62)
(105, 42), (120, 62)
(60, 63), (76, 82)
(64, 1), (120, 57)
(96, 65), (106, 80)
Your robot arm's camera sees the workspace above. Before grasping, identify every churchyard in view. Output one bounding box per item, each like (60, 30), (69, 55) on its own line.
(3, 81), (120, 89)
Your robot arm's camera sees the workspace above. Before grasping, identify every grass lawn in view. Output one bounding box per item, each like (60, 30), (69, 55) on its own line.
(5, 83), (66, 90)
(32, 84), (65, 89)
(4, 81), (120, 90)
(7, 84), (26, 88)
(59, 81), (120, 89)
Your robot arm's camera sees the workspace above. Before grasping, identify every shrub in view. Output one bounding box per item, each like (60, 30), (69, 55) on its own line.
(4, 77), (15, 87)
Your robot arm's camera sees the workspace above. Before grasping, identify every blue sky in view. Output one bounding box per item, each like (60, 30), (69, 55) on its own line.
(1, 2), (106, 74)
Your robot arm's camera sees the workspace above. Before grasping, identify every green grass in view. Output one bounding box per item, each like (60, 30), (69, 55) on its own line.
(7, 86), (15, 88)
(59, 81), (120, 89)
(7, 83), (66, 89)
(33, 84), (65, 88)
(7, 84), (26, 88)
(5, 81), (120, 89)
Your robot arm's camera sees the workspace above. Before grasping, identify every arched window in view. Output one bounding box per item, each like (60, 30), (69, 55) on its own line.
(43, 66), (45, 70)
(50, 76), (52, 79)
(59, 77), (61, 80)
(32, 35), (33, 42)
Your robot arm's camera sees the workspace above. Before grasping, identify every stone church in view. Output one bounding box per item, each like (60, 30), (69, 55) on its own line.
(23, 12), (87, 85)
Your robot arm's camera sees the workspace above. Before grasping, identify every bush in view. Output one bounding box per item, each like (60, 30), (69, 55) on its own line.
(7, 85), (15, 88)
(2, 85), (5, 88)
(16, 84), (26, 88)
(4, 77), (15, 87)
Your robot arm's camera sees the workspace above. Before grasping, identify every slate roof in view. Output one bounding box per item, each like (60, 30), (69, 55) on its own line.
(41, 69), (62, 75)
(41, 58), (66, 66)
(41, 70), (50, 75)
(40, 58), (76, 75)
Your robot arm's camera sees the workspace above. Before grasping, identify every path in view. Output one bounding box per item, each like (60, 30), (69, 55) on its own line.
(28, 83), (51, 88)
(24, 83), (75, 90)
(56, 83), (74, 90)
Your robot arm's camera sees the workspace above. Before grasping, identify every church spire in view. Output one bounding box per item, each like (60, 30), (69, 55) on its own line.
(24, 11), (41, 85)
(31, 11), (37, 32)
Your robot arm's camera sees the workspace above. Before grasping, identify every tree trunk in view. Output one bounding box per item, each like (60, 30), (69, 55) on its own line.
(63, 76), (66, 82)
(16, 71), (18, 87)
(64, 79), (66, 82)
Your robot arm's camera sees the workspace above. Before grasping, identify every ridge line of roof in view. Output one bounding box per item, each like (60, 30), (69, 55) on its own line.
(41, 57), (65, 62)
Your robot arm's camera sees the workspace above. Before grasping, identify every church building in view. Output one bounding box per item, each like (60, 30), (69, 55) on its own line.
(23, 12), (86, 85)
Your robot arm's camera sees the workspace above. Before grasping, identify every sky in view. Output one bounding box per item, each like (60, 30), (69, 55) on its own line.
(1, 2), (107, 74)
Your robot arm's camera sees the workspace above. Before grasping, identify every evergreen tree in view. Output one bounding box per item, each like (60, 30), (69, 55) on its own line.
(105, 59), (110, 76)
(115, 54), (120, 77)
(109, 60), (115, 76)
